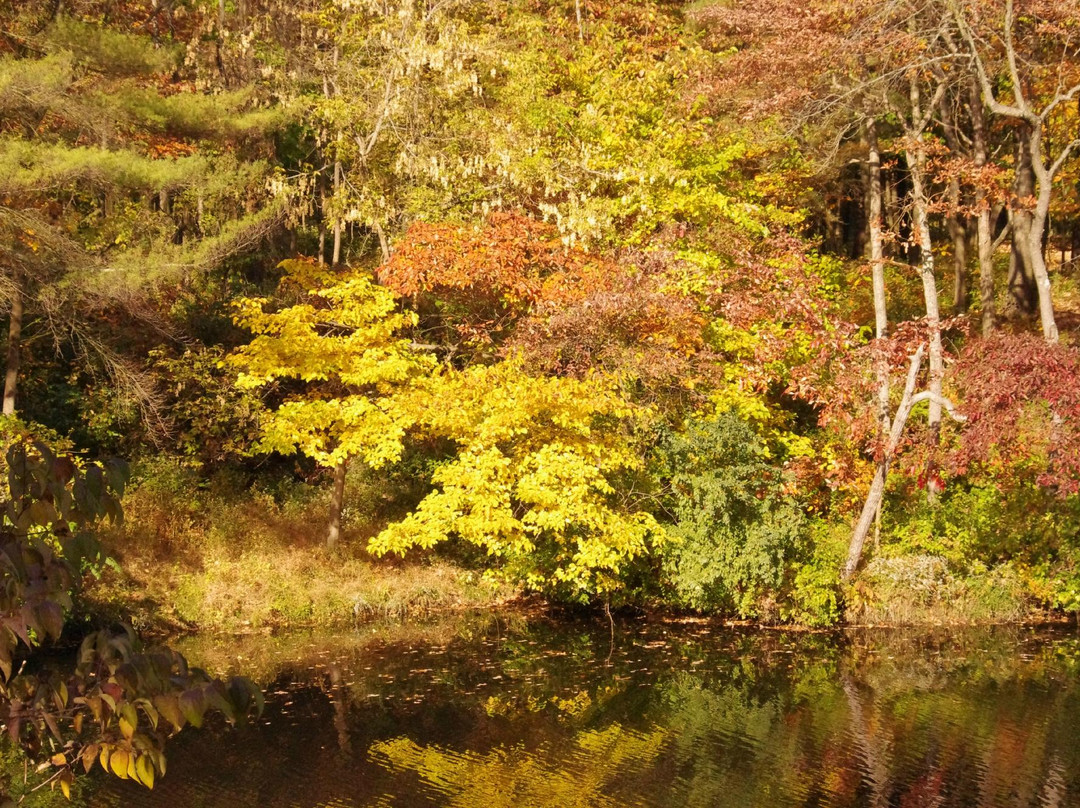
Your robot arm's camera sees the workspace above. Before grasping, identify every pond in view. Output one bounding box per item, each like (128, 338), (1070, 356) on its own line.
(66, 615), (1080, 807)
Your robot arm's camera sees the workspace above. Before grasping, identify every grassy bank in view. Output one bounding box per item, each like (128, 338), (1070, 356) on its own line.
(78, 461), (1065, 635)
(844, 555), (1045, 626)
(80, 461), (517, 635)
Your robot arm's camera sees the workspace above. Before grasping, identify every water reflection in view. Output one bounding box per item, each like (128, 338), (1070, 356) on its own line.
(72, 618), (1080, 807)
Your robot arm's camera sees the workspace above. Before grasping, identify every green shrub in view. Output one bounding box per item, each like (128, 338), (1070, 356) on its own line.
(657, 412), (807, 617)
(884, 480), (1080, 567)
(782, 521), (845, 626)
(881, 478), (1080, 615)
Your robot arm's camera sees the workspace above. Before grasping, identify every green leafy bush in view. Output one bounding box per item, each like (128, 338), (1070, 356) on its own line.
(149, 348), (265, 469)
(782, 522), (845, 626)
(657, 412), (807, 617)
(882, 479), (1080, 614)
(884, 481), (1080, 567)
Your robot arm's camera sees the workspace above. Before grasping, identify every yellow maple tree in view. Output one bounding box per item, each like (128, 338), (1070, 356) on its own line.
(229, 258), (434, 545)
(370, 359), (665, 599)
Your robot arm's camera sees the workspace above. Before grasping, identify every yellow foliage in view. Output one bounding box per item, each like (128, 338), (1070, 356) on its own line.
(369, 359), (664, 598)
(228, 258), (434, 467)
(232, 263), (660, 596)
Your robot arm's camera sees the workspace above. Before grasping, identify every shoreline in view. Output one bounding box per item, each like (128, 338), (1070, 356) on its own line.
(80, 579), (1074, 643)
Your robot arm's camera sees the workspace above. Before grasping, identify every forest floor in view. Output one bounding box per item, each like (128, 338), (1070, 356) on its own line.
(81, 547), (518, 637)
(81, 511), (1054, 637)
(79, 468), (518, 636)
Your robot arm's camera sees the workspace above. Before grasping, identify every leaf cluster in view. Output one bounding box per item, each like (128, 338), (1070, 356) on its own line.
(229, 258), (435, 467)
(0, 439), (262, 796)
(657, 412), (808, 616)
(369, 359), (665, 600)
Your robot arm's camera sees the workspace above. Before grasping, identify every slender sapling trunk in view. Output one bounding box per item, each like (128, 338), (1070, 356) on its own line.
(3, 272), (23, 417)
(866, 115), (890, 432)
(327, 460), (347, 548)
(970, 81), (996, 335)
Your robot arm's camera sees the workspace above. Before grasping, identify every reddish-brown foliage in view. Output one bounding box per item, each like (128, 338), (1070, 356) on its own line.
(512, 250), (716, 404)
(711, 232), (856, 401)
(378, 213), (590, 353)
(949, 333), (1080, 494)
(380, 213), (717, 405)
(808, 315), (969, 497)
(379, 212), (573, 302)
(690, 0), (929, 124)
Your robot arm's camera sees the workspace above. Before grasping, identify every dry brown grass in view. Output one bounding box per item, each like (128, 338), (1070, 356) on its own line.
(80, 462), (517, 634)
(845, 555), (1033, 626)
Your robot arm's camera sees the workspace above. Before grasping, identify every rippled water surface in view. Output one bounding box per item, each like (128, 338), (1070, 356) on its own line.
(81, 616), (1080, 807)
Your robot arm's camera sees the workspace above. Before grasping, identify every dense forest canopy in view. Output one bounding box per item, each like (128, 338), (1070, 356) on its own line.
(0, 0), (1079, 677)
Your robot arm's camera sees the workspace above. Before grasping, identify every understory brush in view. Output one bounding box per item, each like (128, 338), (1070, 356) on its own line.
(81, 458), (516, 633)
(655, 413), (843, 626)
(79, 455), (1080, 632)
(845, 477), (1080, 624)
(848, 555), (1031, 625)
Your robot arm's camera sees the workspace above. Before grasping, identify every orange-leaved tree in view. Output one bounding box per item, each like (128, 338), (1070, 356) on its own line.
(377, 212), (594, 361)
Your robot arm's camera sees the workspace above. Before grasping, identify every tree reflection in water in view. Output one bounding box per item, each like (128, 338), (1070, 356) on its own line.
(80, 619), (1080, 808)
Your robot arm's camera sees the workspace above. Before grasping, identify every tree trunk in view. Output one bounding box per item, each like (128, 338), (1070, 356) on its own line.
(3, 273), (23, 417)
(214, 0), (227, 81)
(947, 179), (969, 313)
(374, 222), (390, 264)
(844, 346), (925, 579)
(844, 346), (968, 579)
(1026, 121), (1061, 343)
(866, 116), (889, 432)
(976, 209), (995, 336)
(970, 81), (996, 336)
(905, 146), (943, 440)
(907, 145), (945, 507)
(318, 171), (327, 266)
(326, 460), (347, 548)
(330, 41), (343, 270)
(938, 95), (970, 313)
(332, 156), (342, 267)
(951, 0), (1066, 342)
(1008, 125), (1039, 315)
(1027, 203), (1059, 343)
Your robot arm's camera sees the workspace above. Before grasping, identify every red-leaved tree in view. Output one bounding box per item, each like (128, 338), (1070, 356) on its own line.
(950, 333), (1080, 495)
